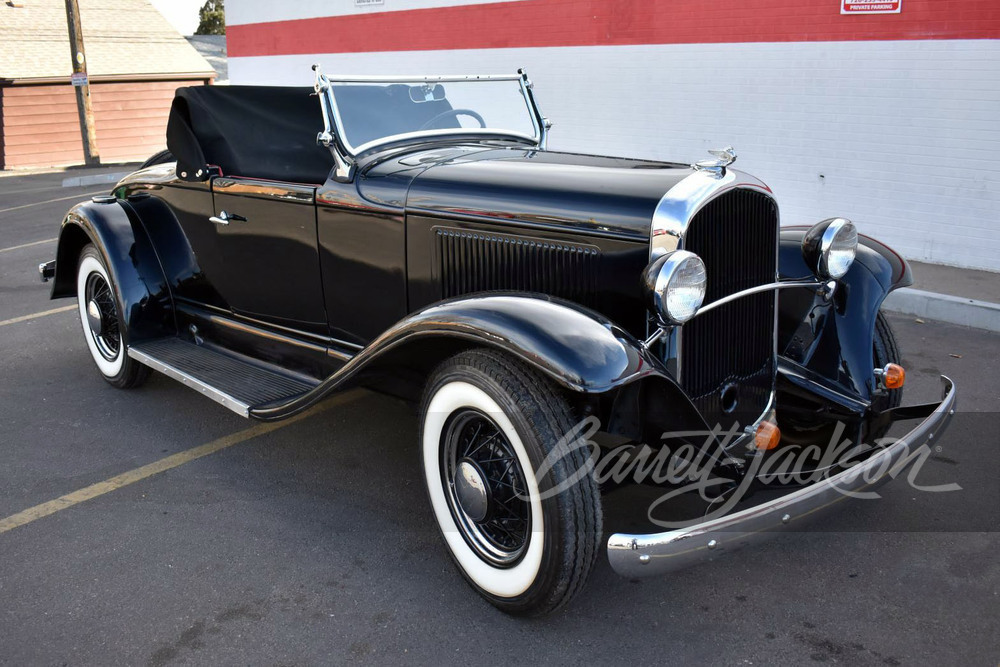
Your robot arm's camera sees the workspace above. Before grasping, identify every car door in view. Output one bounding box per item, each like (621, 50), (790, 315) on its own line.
(207, 176), (327, 333)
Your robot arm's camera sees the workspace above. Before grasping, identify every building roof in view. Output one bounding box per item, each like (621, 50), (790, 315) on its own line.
(0, 0), (215, 83)
(186, 35), (227, 85)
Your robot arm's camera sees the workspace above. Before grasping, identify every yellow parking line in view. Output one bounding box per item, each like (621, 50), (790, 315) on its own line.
(0, 390), (363, 535)
(0, 238), (57, 253)
(0, 305), (76, 328)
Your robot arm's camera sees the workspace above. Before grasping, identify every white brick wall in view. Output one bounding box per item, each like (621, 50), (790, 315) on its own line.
(230, 39), (1000, 273)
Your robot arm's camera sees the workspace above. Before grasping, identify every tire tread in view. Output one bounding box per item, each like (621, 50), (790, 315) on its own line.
(874, 311), (903, 410)
(421, 348), (602, 616)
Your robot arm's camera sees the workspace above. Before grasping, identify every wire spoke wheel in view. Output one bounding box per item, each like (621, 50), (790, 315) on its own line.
(441, 409), (531, 566)
(421, 349), (602, 615)
(84, 271), (121, 361)
(74, 244), (149, 389)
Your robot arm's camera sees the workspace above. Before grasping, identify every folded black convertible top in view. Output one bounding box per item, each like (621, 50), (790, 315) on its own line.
(166, 85), (335, 184)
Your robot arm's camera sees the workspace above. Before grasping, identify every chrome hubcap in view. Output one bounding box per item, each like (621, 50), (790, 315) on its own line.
(455, 459), (490, 522)
(83, 272), (120, 361)
(86, 299), (103, 336)
(441, 409), (531, 567)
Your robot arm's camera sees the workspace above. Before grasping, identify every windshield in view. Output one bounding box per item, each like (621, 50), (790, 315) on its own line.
(327, 77), (540, 155)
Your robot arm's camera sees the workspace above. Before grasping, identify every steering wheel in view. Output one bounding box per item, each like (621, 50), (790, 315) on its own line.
(419, 109), (487, 131)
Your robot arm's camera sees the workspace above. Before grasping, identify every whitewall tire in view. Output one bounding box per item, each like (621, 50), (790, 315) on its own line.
(419, 348), (601, 616)
(423, 380), (546, 598)
(75, 245), (149, 389)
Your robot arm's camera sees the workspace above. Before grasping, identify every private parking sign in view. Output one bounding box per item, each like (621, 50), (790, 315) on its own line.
(841, 0), (901, 13)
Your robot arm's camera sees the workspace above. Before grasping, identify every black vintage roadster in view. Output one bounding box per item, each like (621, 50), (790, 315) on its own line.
(41, 68), (955, 615)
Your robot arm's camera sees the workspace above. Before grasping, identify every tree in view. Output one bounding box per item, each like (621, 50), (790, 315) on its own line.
(194, 0), (225, 35)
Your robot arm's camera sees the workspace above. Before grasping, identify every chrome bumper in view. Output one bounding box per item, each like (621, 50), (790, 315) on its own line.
(607, 375), (957, 578)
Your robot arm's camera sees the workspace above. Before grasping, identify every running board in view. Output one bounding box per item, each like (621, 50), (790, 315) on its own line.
(128, 338), (317, 417)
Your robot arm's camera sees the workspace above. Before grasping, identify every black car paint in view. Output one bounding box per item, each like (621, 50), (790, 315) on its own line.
(315, 155), (416, 346)
(51, 197), (175, 346)
(249, 294), (711, 438)
(400, 147), (684, 338)
(403, 147), (690, 241)
(209, 178), (328, 332)
(52, 143), (910, 448)
(777, 227), (913, 400)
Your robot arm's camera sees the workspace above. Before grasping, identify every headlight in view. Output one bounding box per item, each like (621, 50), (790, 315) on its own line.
(642, 250), (708, 325)
(802, 218), (858, 280)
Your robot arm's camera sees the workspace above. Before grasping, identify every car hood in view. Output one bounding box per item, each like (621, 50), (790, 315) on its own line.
(401, 146), (694, 242)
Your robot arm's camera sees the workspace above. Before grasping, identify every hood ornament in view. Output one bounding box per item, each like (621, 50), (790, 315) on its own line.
(693, 146), (736, 176)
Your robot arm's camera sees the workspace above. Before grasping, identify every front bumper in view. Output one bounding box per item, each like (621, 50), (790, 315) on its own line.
(607, 375), (957, 578)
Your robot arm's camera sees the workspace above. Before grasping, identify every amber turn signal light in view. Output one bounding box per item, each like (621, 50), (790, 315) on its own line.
(882, 363), (905, 390)
(754, 421), (781, 451)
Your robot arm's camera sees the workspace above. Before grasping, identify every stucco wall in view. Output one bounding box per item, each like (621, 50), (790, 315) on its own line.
(225, 0), (1000, 272)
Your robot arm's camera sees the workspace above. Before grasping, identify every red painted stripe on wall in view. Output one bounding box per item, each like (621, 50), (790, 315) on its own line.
(228, 0), (1000, 57)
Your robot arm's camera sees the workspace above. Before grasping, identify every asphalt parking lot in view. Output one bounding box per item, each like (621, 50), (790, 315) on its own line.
(1, 170), (997, 666)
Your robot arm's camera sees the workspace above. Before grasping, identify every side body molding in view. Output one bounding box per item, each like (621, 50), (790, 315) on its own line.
(50, 198), (175, 344)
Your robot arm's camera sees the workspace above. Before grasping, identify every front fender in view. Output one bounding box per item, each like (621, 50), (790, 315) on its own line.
(778, 227), (912, 400)
(393, 294), (651, 393)
(51, 197), (174, 344)
(251, 294), (708, 437)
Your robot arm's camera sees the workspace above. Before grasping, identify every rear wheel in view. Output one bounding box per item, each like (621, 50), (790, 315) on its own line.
(76, 245), (149, 389)
(419, 349), (601, 616)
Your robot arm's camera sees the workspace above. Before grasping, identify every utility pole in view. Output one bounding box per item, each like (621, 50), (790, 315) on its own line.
(64, 0), (100, 165)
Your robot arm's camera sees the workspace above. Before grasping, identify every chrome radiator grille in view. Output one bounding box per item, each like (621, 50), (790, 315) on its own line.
(436, 227), (600, 306)
(680, 189), (778, 429)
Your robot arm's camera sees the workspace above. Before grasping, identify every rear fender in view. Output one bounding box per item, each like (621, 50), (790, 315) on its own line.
(778, 227), (912, 400)
(51, 198), (175, 344)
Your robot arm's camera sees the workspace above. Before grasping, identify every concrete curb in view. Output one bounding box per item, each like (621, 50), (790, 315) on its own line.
(883, 288), (1000, 333)
(61, 172), (128, 188)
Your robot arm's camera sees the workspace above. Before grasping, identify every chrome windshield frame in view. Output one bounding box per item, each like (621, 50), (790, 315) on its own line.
(321, 73), (526, 83)
(314, 69), (547, 169)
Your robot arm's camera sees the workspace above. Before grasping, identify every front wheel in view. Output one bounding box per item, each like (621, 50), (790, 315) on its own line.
(873, 310), (903, 410)
(868, 310), (903, 441)
(76, 244), (149, 389)
(419, 349), (602, 616)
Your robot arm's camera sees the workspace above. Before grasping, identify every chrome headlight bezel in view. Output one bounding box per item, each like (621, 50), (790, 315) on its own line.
(802, 218), (858, 280)
(642, 250), (708, 326)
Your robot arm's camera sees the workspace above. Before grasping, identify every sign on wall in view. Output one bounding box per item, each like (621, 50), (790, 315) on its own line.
(841, 0), (901, 13)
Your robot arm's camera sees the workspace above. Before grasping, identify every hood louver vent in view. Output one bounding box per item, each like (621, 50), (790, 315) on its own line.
(435, 227), (600, 306)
